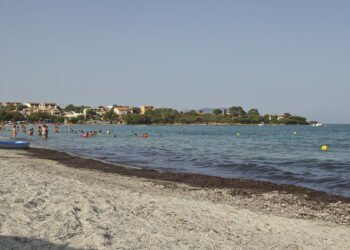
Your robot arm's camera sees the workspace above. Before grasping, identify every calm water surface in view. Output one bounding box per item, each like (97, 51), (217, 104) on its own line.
(2, 124), (350, 197)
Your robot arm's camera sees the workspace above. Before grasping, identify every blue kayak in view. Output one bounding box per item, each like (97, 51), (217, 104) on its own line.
(0, 140), (30, 149)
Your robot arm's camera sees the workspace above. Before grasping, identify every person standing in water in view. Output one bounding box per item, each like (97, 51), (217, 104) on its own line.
(41, 125), (46, 138)
(41, 125), (49, 139)
(12, 125), (17, 138)
(54, 126), (59, 134)
(46, 125), (49, 138)
(37, 126), (42, 136)
(106, 129), (111, 135)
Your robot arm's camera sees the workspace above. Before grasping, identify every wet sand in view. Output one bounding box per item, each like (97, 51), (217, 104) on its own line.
(0, 148), (350, 249)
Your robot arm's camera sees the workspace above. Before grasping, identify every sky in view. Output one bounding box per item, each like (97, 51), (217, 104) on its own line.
(0, 1), (349, 123)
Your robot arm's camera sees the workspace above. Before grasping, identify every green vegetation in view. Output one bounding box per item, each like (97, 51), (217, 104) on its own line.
(0, 110), (26, 122)
(119, 106), (308, 125)
(26, 113), (64, 123)
(212, 109), (223, 115)
(67, 116), (85, 124)
(64, 104), (89, 113)
(0, 106), (63, 123)
(103, 109), (119, 122)
(0, 104), (309, 125)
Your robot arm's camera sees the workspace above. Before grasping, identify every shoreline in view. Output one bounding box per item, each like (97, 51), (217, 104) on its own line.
(1, 123), (310, 127)
(1, 148), (350, 248)
(27, 147), (350, 203)
(25, 147), (350, 227)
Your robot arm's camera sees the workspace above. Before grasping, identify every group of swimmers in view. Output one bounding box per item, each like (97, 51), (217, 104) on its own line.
(5, 124), (149, 140)
(80, 129), (112, 137)
(10, 124), (59, 138)
(78, 129), (149, 139)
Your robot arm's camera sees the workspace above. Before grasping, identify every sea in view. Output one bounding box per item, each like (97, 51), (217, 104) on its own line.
(1, 124), (350, 197)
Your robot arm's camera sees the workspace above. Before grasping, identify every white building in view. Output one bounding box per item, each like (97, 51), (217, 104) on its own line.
(113, 106), (133, 115)
(23, 102), (61, 115)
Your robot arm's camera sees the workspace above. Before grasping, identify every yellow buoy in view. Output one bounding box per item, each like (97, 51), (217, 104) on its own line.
(236, 132), (240, 137)
(321, 145), (328, 151)
(293, 131), (297, 135)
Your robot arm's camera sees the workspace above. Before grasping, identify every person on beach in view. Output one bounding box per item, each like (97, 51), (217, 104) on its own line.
(12, 125), (17, 138)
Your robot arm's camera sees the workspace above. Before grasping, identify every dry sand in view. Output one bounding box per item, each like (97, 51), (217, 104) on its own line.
(0, 149), (349, 249)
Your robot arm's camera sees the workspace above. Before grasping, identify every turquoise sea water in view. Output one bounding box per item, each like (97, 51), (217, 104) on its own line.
(1, 124), (350, 197)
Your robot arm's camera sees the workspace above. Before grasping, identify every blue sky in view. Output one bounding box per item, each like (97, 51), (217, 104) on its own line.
(0, 0), (349, 123)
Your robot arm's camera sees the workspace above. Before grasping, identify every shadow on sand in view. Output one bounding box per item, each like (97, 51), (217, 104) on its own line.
(0, 235), (83, 250)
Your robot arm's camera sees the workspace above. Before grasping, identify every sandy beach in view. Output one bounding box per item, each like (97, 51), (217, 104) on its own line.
(0, 148), (349, 249)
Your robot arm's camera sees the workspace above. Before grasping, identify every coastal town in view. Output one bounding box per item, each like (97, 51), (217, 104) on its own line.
(0, 101), (310, 125)
(0, 102), (153, 120)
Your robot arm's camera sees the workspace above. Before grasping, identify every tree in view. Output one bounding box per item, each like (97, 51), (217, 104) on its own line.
(0, 111), (23, 122)
(123, 114), (147, 124)
(284, 113), (292, 118)
(26, 112), (64, 123)
(133, 107), (141, 114)
(246, 108), (261, 123)
(64, 104), (89, 113)
(68, 117), (79, 124)
(64, 104), (79, 112)
(184, 110), (197, 115)
(1, 105), (16, 112)
(284, 115), (308, 125)
(85, 109), (96, 118)
(16, 104), (28, 111)
(229, 106), (246, 118)
(0, 111), (9, 121)
(212, 109), (223, 115)
(247, 108), (260, 118)
(103, 109), (119, 122)
(11, 112), (26, 122)
(143, 108), (178, 124)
